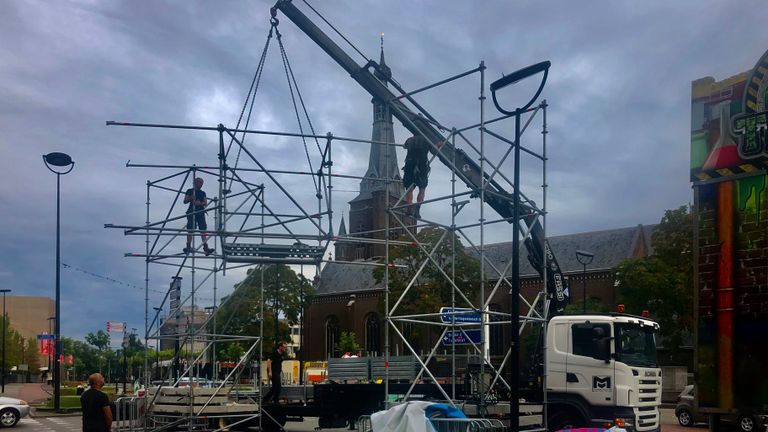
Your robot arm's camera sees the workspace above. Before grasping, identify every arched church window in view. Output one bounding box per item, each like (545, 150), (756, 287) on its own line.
(325, 316), (340, 359)
(365, 313), (380, 354)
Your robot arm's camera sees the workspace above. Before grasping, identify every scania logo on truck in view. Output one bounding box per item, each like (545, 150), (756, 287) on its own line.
(592, 376), (611, 392)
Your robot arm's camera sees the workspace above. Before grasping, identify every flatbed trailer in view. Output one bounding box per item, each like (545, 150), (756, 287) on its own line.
(228, 383), (543, 431)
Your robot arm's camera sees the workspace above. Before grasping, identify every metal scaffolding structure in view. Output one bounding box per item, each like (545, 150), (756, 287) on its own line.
(371, 60), (552, 427)
(104, 3), (555, 430)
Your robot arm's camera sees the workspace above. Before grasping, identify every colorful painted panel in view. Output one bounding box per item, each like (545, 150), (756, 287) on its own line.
(691, 49), (768, 183)
(693, 49), (768, 413)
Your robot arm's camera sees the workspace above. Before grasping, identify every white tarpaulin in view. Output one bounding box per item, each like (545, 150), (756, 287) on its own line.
(370, 401), (436, 432)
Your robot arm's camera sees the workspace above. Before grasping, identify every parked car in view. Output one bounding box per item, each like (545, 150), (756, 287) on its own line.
(0, 397), (30, 428)
(676, 384), (763, 432)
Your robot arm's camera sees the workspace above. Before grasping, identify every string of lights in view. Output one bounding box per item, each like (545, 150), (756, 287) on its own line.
(61, 262), (214, 302)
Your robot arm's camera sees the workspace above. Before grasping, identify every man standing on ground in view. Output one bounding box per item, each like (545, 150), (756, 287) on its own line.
(81, 373), (112, 432)
(263, 342), (286, 404)
(184, 177), (214, 256)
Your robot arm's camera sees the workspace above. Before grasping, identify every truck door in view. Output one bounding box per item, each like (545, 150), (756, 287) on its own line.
(567, 323), (614, 408)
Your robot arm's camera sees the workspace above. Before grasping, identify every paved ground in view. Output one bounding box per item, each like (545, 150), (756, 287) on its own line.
(0, 382), (705, 432)
(16, 417), (80, 432)
(1, 383), (52, 404)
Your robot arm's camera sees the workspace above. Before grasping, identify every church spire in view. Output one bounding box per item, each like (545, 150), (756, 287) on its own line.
(374, 33), (391, 82)
(351, 34), (402, 203)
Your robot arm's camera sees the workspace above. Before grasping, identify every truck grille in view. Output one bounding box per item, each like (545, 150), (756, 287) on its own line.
(634, 375), (660, 431)
(635, 406), (659, 431)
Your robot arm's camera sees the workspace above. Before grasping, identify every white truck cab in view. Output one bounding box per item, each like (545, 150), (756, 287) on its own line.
(545, 314), (661, 432)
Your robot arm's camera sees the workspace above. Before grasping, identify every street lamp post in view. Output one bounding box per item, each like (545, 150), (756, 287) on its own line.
(43, 152), (74, 411)
(575, 250), (595, 314)
(1, 289), (11, 393)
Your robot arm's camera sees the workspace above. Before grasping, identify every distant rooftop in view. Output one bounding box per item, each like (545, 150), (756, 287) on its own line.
(317, 224), (655, 295)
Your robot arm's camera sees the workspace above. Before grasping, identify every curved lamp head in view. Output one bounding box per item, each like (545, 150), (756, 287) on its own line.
(490, 60), (551, 115)
(43, 152), (75, 174)
(575, 249), (595, 266)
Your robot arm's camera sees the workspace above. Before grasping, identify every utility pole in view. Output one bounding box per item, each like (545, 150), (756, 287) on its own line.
(1, 289), (11, 393)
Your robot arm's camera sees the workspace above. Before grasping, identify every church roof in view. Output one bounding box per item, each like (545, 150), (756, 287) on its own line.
(317, 224), (655, 295)
(473, 224), (655, 278)
(316, 261), (385, 295)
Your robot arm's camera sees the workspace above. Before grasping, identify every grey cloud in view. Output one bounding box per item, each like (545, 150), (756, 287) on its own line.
(1, 0), (765, 339)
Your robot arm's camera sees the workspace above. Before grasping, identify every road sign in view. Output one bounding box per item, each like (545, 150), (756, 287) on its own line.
(439, 307), (481, 324)
(442, 329), (482, 346)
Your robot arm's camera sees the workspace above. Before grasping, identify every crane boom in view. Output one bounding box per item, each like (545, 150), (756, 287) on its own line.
(271, 0), (569, 315)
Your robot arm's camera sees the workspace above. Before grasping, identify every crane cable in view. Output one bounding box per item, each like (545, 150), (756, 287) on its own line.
(300, 0), (370, 64)
(276, 27), (322, 194)
(225, 21), (276, 192)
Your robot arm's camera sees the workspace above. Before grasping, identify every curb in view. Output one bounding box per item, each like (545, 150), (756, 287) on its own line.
(32, 412), (82, 418)
(31, 408), (82, 418)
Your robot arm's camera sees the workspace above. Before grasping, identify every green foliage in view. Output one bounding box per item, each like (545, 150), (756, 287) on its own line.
(213, 264), (314, 359)
(0, 316), (40, 374)
(563, 298), (610, 315)
(374, 227), (481, 314)
(85, 330), (111, 352)
(614, 206), (694, 365)
(63, 337), (104, 380)
(373, 227), (481, 353)
(336, 331), (361, 354)
(218, 343), (245, 362)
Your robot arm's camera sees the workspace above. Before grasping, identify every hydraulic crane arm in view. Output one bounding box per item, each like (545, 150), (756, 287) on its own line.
(271, 0), (569, 314)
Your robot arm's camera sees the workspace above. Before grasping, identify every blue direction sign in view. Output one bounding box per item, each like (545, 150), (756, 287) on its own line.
(439, 307), (482, 324)
(442, 329), (482, 346)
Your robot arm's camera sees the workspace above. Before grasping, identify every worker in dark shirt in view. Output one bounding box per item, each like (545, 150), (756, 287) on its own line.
(81, 373), (112, 432)
(402, 134), (442, 218)
(263, 342), (287, 404)
(184, 177), (214, 256)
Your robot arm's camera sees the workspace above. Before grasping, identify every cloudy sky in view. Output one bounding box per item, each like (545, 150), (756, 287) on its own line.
(1, 0), (766, 342)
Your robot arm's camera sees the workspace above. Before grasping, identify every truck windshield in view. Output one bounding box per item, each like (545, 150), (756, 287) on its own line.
(614, 323), (658, 367)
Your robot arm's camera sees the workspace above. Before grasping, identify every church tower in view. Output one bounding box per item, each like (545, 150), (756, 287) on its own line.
(335, 38), (413, 260)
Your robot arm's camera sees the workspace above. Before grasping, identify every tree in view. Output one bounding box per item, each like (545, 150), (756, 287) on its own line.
(336, 331), (362, 354)
(213, 264), (314, 359)
(85, 330), (111, 352)
(614, 206), (694, 365)
(0, 316), (39, 378)
(62, 337), (103, 379)
(374, 227), (481, 352)
(85, 330), (112, 371)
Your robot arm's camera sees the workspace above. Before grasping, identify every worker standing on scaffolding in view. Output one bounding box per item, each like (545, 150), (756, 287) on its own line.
(403, 133), (440, 219)
(183, 177), (214, 256)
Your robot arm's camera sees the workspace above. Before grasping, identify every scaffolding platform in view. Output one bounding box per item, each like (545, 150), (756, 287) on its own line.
(222, 242), (325, 264)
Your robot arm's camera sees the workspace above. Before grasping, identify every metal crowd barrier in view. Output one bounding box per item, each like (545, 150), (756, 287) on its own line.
(114, 396), (146, 431)
(358, 414), (506, 432)
(430, 418), (506, 432)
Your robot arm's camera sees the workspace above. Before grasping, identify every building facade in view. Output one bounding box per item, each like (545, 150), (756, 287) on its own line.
(307, 224), (657, 361)
(4, 295), (55, 372)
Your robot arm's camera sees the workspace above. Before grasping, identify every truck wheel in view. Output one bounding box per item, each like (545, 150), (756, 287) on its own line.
(548, 410), (584, 432)
(677, 409), (693, 427)
(738, 415), (755, 432)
